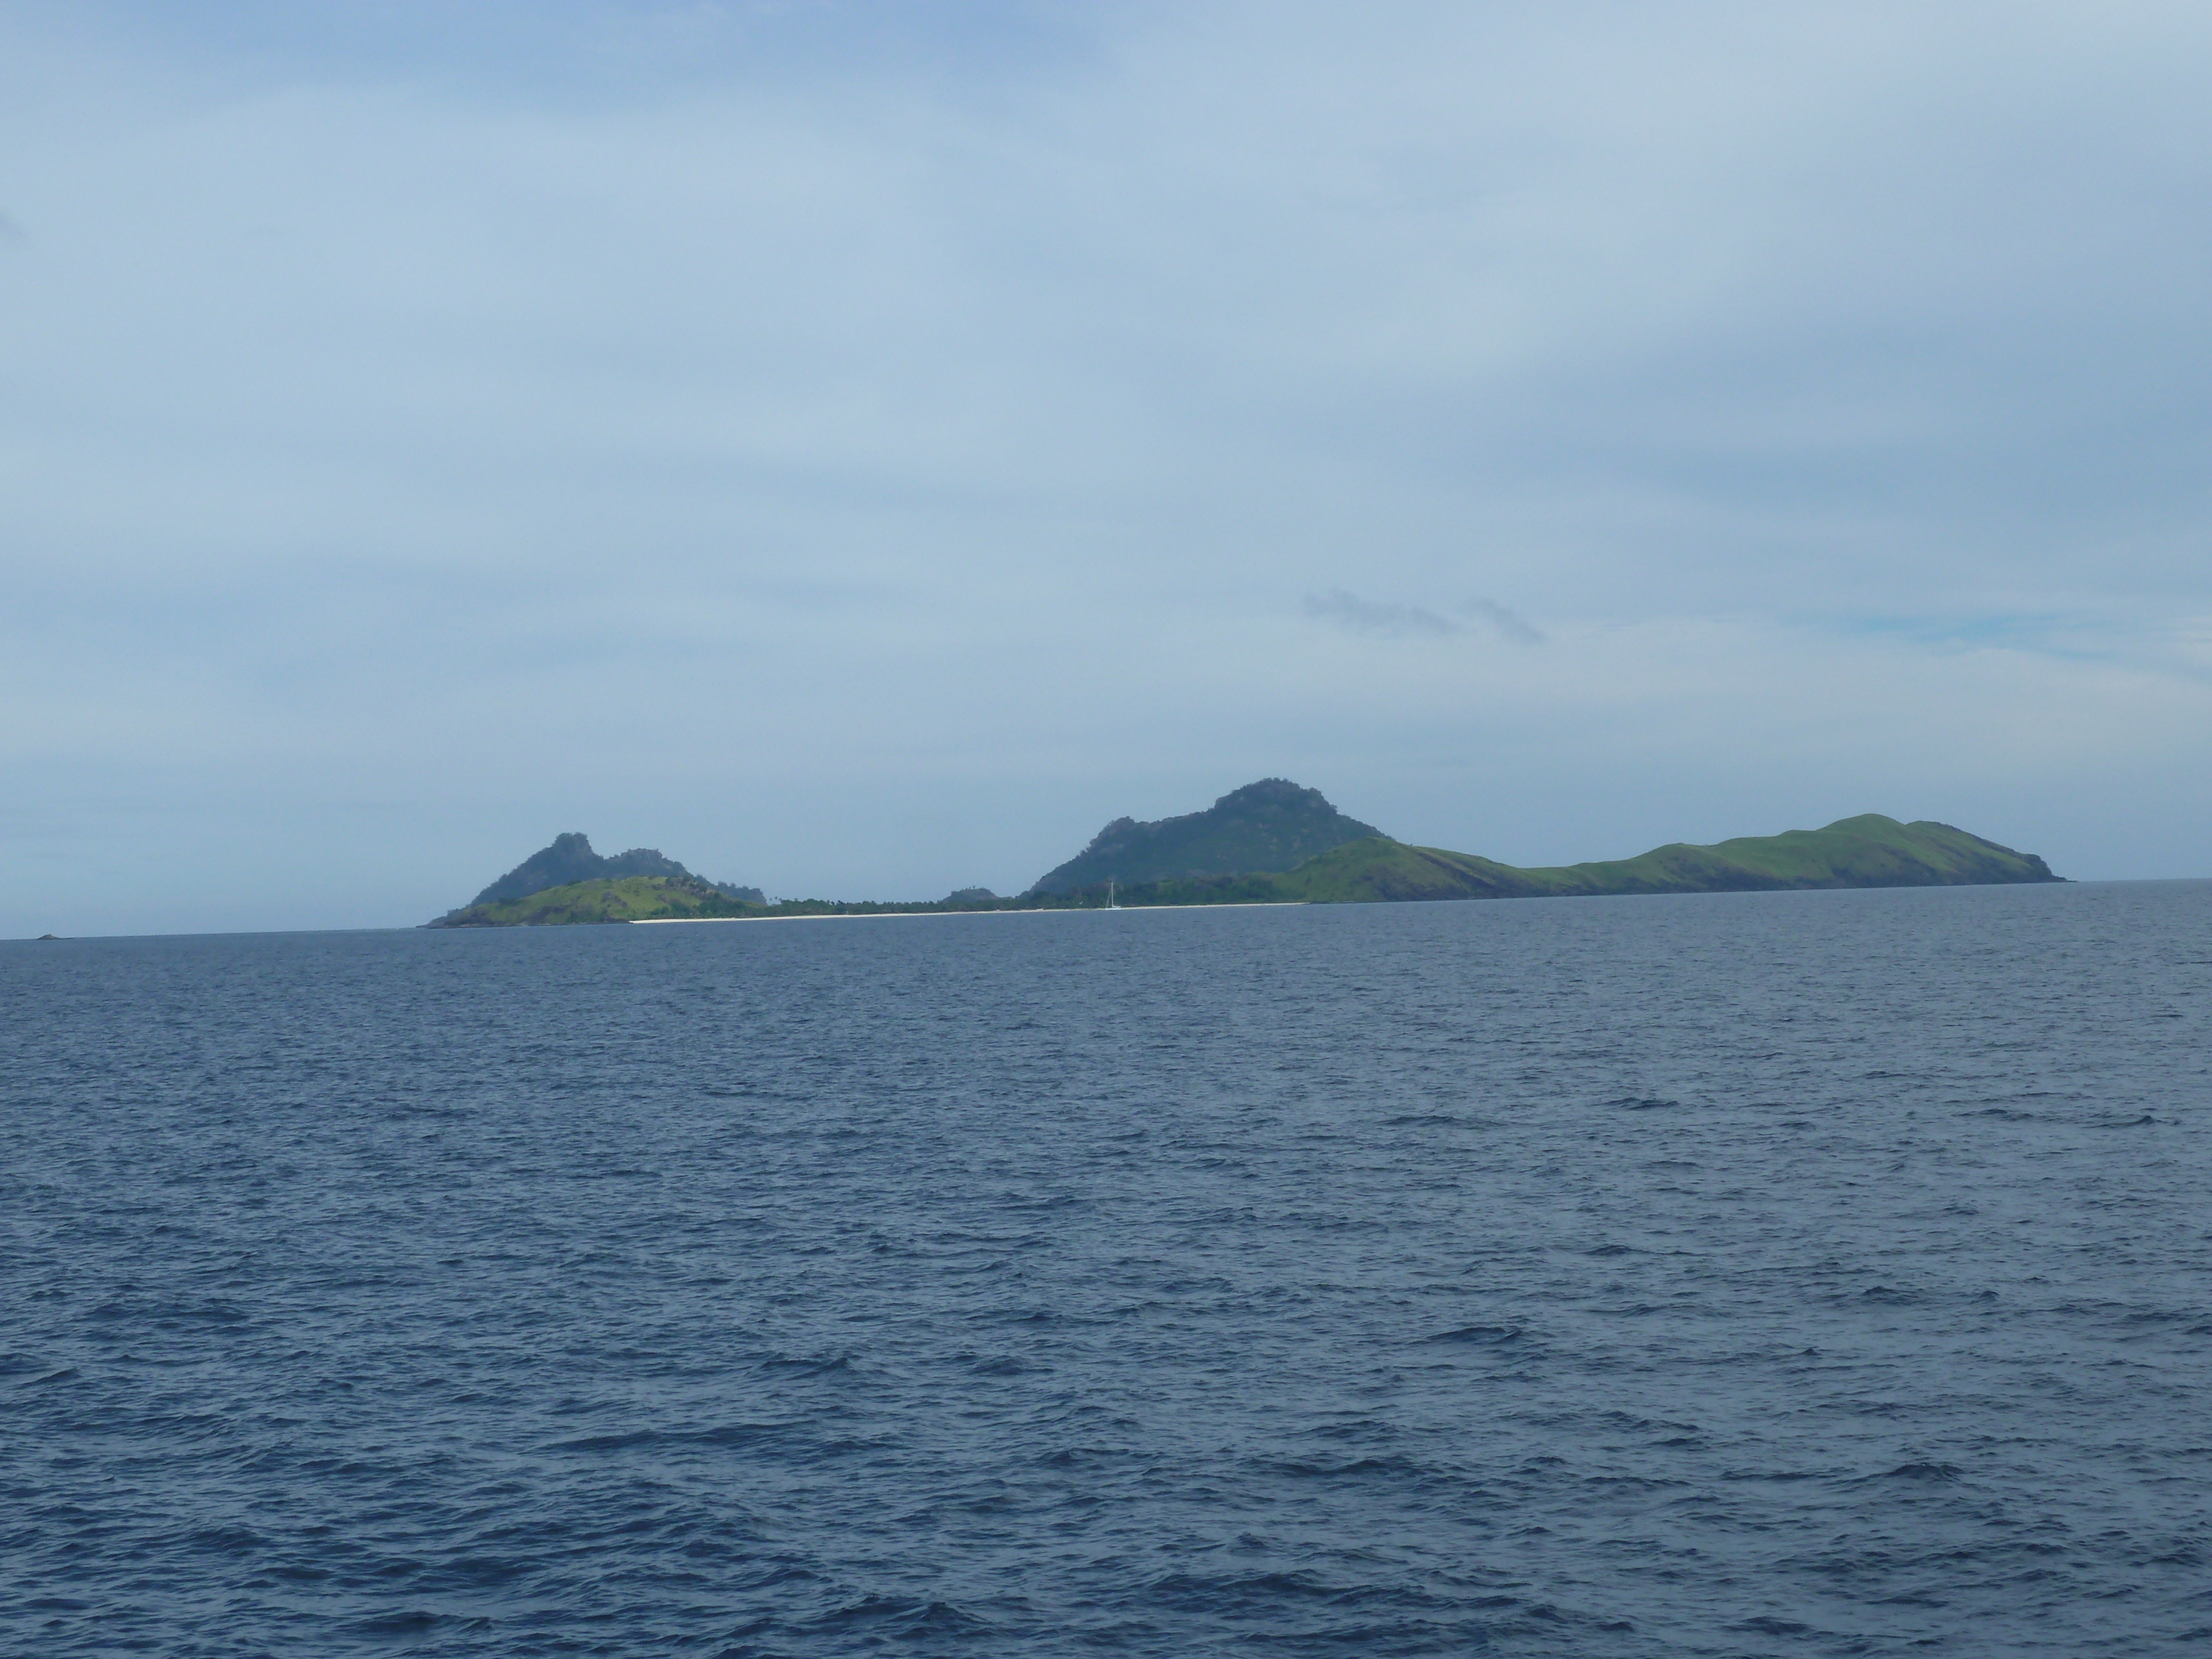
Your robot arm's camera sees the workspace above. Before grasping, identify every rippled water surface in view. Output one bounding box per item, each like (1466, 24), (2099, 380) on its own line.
(5, 881), (2210, 1655)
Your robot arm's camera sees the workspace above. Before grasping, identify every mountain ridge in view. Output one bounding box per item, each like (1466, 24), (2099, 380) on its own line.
(1107, 815), (2058, 906)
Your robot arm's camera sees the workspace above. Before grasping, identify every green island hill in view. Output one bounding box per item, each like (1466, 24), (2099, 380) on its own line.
(1093, 814), (2059, 906)
(1027, 778), (1381, 894)
(432, 874), (762, 927)
(426, 832), (763, 927)
(426, 791), (2059, 927)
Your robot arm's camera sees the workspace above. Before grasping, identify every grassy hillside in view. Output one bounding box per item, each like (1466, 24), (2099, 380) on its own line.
(1108, 840), (1540, 905)
(1511, 815), (2058, 896)
(430, 875), (761, 927)
(1274, 840), (1546, 901)
(1097, 816), (2058, 906)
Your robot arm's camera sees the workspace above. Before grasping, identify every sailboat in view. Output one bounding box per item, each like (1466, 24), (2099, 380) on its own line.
(1107, 879), (1120, 910)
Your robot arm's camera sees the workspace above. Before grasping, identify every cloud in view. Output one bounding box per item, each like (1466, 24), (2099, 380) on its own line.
(1303, 590), (1542, 645)
(1304, 589), (1456, 638)
(1460, 599), (1543, 644)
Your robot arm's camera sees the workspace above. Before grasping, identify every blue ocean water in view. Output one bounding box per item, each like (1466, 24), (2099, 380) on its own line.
(3, 880), (2209, 1656)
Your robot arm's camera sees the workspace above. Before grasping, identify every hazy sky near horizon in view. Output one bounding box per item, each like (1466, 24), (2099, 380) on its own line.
(5, 1), (2209, 933)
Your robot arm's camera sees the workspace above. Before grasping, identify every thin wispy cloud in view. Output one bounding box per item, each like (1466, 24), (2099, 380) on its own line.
(1304, 589), (1456, 639)
(1460, 599), (1543, 645)
(1305, 590), (1542, 645)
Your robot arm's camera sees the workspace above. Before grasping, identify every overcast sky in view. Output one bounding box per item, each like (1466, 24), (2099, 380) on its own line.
(5, 1), (2208, 933)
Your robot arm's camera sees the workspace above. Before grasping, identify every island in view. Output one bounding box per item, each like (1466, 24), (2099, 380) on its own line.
(426, 833), (763, 927)
(425, 782), (2060, 926)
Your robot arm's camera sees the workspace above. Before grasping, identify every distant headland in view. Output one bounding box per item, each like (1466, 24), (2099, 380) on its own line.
(425, 780), (2062, 927)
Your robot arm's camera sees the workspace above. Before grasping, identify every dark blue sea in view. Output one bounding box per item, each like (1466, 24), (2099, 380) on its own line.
(5, 881), (2210, 1656)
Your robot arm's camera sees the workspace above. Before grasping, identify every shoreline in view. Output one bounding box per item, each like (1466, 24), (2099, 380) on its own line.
(629, 900), (1313, 924)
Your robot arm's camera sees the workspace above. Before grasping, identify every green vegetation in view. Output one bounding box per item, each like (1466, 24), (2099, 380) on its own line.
(438, 831), (763, 921)
(1508, 813), (2059, 896)
(427, 878), (1102, 927)
(1091, 815), (2059, 906)
(432, 875), (760, 927)
(427, 800), (2060, 926)
(1028, 778), (1381, 894)
(1105, 839), (1536, 905)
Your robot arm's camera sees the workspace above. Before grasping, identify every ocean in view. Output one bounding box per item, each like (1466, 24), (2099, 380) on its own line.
(4, 879), (2208, 1655)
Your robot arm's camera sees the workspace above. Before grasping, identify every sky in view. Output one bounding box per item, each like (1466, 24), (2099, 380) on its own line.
(4, 0), (2209, 934)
